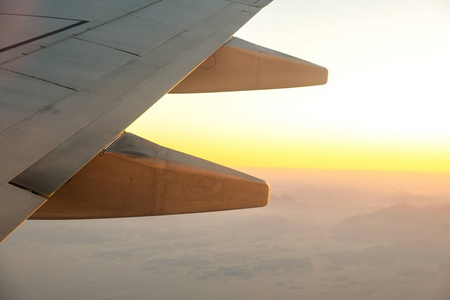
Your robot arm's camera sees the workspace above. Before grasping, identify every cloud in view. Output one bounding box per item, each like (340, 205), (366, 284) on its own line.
(10, 221), (110, 245)
(318, 241), (450, 268)
(333, 202), (450, 244)
(197, 265), (254, 280)
(253, 257), (312, 274)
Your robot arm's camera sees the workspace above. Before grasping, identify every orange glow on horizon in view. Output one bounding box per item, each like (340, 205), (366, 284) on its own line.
(127, 0), (449, 174)
(128, 120), (450, 173)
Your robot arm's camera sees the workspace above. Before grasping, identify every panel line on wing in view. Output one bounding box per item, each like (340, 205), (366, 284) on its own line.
(0, 0), (161, 64)
(0, 20), (88, 53)
(73, 37), (140, 57)
(0, 12), (87, 22)
(0, 68), (77, 90)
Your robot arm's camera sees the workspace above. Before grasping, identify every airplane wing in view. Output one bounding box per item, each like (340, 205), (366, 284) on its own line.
(0, 0), (327, 244)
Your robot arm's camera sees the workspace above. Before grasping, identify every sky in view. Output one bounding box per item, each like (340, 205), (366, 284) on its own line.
(128, 0), (450, 172)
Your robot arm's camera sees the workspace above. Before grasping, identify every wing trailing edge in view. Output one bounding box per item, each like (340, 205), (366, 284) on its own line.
(170, 37), (328, 93)
(30, 132), (269, 219)
(0, 184), (46, 244)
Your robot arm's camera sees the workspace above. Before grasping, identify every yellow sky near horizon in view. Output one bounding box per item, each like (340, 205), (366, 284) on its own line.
(128, 0), (450, 173)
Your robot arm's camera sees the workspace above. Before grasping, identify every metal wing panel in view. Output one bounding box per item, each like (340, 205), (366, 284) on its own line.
(0, 70), (72, 131)
(0, 0), (144, 21)
(230, 0), (273, 8)
(77, 15), (183, 56)
(0, 51), (168, 185)
(11, 4), (261, 196)
(2, 38), (136, 90)
(0, 1), (158, 64)
(132, 0), (230, 29)
(0, 15), (78, 51)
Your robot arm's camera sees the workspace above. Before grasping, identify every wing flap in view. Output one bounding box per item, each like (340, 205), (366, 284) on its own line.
(30, 133), (268, 219)
(171, 37), (328, 93)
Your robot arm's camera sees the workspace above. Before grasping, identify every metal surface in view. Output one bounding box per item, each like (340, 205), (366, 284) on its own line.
(0, 15), (78, 51)
(171, 37), (328, 93)
(11, 3), (259, 196)
(78, 15), (183, 56)
(0, 184), (46, 244)
(30, 133), (268, 219)
(229, 0), (273, 7)
(0, 48), (165, 185)
(0, 47), (167, 185)
(0, 1), (158, 64)
(1, 38), (135, 89)
(0, 70), (71, 132)
(132, 0), (229, 29)
(0, 0), (141, 21)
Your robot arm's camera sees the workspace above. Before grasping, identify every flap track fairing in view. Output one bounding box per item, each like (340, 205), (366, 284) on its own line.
(31, 133), (269, 219)
(171, 37), (328, 93)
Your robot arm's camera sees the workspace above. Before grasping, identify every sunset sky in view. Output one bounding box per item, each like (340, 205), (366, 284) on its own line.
(128, 0), (450, 172)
